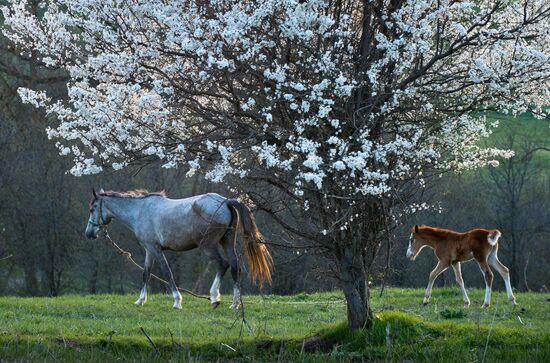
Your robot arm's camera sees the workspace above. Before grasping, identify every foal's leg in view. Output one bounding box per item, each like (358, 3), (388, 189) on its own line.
(152, 248), (182, 309)
(206, 246), (229, 308)
(488, 250), (517, 305)
(423, 261), (450, 305)
(135, 250), (153, 306)
(223, 232), (241, 311)
(452, 262), (470, 307)
(477, 260), (494, 308)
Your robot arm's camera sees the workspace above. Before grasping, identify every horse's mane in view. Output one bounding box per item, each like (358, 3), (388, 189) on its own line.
(418, 225), (464, 239)
(100, 189), (167, 199)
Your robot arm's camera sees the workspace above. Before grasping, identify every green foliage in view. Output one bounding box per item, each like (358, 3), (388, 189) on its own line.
(440, 308), (467, 319)
(0, 288), (548, 362)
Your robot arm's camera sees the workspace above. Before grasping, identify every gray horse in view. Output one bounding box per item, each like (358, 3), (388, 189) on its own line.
(84, 189), (272, 310)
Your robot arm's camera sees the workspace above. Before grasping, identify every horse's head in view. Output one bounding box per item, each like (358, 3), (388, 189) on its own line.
(85, 188), (109, 239)
(406, 225), (425, 261)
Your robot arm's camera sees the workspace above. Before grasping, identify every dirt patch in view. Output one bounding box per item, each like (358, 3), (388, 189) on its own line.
(256, 339), (286, 353)
(301, 335), (334, 353)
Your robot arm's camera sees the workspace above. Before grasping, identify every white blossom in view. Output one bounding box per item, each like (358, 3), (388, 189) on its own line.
(2, 0), (549, 209)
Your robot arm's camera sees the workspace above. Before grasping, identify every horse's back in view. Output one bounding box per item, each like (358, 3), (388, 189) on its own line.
(153, 193), (231, 250)
(192, 193), (230, 219)
(164, 193), (231, 224)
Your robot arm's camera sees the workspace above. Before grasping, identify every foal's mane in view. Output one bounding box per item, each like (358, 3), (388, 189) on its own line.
(99, 189), (167, 199)
(418, 225), (464, 239)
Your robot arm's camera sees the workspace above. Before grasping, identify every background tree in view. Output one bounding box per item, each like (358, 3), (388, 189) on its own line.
(392, 117), (550, 294)
(3, 0), (550, 329)
(483, 122), (550, 290)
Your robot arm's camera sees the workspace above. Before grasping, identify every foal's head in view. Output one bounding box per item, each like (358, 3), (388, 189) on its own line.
(85, 188), (111, 239)
(406, 225), (427, 261)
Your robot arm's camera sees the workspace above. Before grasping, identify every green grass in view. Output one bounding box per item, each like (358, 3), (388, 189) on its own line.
(0, 288), (549, 362)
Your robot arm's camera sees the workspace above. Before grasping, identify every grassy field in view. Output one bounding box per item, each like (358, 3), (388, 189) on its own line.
(0, 288), (549, 362)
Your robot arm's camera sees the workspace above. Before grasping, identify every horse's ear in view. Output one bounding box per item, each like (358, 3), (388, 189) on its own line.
(100, 188), (105, 194)
(414, 225), (419, 233)
(92, 188), (97, 198)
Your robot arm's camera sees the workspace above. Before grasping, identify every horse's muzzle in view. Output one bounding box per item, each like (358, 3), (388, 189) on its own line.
(84, 228), (99, 239)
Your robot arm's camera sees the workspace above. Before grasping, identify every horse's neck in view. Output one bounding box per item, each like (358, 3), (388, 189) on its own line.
(421, 237), (438, 249)
(103, 197), (147, 232)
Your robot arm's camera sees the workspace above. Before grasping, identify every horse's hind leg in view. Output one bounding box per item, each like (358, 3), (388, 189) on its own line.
(222, 231), (241, 311)
(205, 246), (229, 308)
(488, 248), (516, 305)
(135, 250), (153, 306)
(477, 259), (494, 308)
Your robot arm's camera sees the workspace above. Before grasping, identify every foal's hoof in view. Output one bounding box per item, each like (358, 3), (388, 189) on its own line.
(510, 299), (518, 306)
(212, 301), (221, 309)
(134, 299), (146, 306)
(481, 303), (490, 309)
(422, 301), (429, 306)
(173, 302), (183, 310)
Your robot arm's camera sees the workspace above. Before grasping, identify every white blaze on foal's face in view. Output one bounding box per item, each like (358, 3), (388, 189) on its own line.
(406, 226), (425, 261)
(406, 233), (415, 259)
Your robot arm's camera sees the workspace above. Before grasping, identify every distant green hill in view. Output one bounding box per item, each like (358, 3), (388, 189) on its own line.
(485, 112), (550, 164)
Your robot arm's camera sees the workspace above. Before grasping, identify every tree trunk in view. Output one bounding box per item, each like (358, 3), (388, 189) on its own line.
(88, 261), (98, 294)
(24, 264), (38, 295)
(342, 275), (372, 330)
(339, 243), (373, 330)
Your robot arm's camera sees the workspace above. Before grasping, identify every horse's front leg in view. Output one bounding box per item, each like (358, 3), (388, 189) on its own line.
(135, 250), (153, 306)
(423, 261), (450, 305)
(154, 250), (182, 309)
(452, 262), (470, 307)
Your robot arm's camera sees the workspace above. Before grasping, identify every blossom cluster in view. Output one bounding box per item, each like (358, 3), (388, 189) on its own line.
(3, 0), (550, 205)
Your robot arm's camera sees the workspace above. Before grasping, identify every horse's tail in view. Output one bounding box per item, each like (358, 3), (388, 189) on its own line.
(487, 230), (501, 246)
(226, 199), (273, 287)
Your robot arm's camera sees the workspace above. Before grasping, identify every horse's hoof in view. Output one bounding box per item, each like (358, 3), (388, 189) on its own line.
(481, 303), (490, 309)
(230, 303), (241, 311)
(173, 302), (183, 310)
(212, 301), (221, 309)
(422, 301), (429, 306)
(464, 302), (471, 308)
(135, 299), (145, 306)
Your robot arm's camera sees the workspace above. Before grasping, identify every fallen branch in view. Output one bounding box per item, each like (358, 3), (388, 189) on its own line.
(168, 329), (183, 351)
(0, 254), (13, 261)
(140, 326), (160, 356)
(221, 343), (236, 352)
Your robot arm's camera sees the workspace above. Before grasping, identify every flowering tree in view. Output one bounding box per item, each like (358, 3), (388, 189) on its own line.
(3, 0), (550, 329)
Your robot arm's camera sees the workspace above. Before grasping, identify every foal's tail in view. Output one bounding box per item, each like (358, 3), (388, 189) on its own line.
(487, 230), (501, 246)
(226, 199), (273, 287)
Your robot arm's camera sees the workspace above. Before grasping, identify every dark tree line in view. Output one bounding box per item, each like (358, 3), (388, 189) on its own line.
(2, 101), (549, 299)
(0, 9), (549, 302)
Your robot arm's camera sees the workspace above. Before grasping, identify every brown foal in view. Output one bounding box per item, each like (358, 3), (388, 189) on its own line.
(406, 225), (516, 307)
